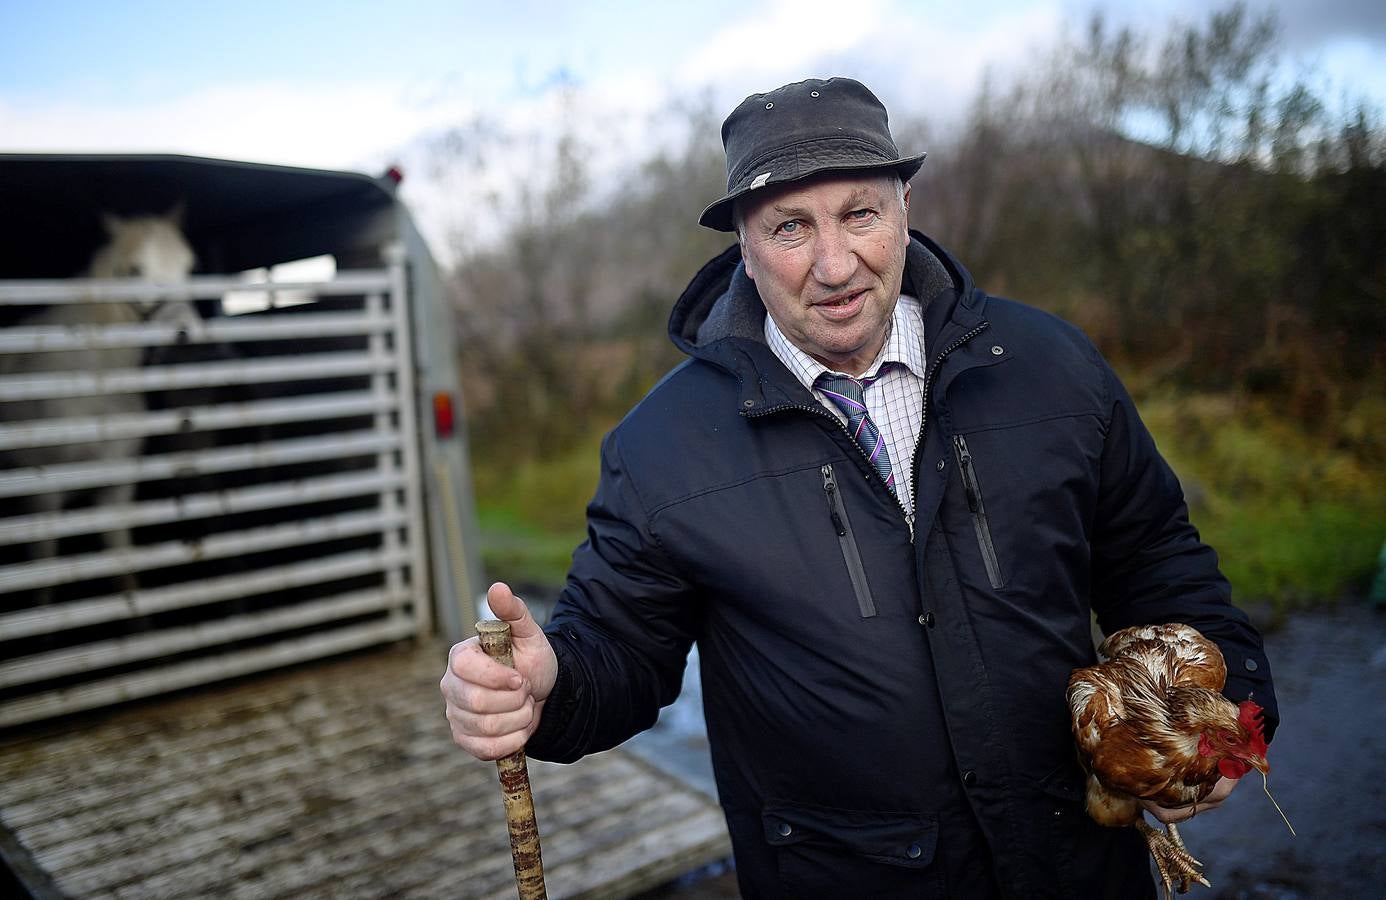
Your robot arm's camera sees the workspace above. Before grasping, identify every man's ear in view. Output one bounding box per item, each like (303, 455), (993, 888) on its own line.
(739, 234), (756, 281)
(900, 184), (912, 247)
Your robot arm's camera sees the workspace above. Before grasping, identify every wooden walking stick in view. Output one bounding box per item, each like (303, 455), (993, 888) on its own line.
(476, 619), (548, 900)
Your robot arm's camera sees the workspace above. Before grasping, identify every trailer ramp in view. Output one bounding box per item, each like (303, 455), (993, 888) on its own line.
(0, 640), (731, 898)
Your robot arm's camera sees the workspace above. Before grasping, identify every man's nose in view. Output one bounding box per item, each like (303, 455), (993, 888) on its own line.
(810, 226), (858, 287)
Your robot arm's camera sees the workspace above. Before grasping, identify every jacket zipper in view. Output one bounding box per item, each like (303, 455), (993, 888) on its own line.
(821, 464), (877, 617)
(745, 317), (992, 544)
(751, 399), (916, 541)
(908, 321), (991, 536)
(953, 434), (1005, 589)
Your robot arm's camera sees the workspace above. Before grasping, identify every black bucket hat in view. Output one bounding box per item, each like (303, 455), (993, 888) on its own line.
(699, 76), (926, 232)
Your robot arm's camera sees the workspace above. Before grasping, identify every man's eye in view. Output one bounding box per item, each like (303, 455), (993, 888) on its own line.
(777, 221), (799, 235)
(848, 209), (875, 221)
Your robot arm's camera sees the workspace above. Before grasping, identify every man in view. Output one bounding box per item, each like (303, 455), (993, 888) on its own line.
(441, 77), (1277, 897)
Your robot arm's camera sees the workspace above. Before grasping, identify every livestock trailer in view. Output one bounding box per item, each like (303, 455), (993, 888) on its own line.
(0, 153), (485, 728)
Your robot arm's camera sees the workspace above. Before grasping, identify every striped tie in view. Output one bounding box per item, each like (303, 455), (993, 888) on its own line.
(817, 367), (896, 494)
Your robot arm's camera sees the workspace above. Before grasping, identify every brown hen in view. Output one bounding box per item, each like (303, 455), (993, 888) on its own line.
(1067, 623), (1271, 898)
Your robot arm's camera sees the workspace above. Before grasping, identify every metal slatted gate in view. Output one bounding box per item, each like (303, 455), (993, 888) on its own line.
(0, 264), (430, 727)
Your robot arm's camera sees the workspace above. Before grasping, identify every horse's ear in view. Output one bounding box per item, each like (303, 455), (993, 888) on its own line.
(166, 201), (186, 227)
(101, 212), (125, 235)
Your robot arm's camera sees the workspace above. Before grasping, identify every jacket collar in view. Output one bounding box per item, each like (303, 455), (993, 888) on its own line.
(667, 230), (987, 412)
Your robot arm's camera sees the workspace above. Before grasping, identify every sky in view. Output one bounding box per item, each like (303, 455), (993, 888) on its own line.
(3, 0), (1384, 260)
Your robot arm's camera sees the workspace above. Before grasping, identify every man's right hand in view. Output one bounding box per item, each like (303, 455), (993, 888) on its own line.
(440, 582), (558, 761)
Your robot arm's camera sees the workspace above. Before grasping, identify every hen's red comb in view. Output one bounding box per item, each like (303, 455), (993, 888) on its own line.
(1238, 700), (1268, 756)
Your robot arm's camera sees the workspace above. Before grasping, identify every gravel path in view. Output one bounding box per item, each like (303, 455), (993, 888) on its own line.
(1175, 600), (1386, 899)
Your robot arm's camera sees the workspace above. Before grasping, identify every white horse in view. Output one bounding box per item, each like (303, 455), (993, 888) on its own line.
(1, 208), (200, 596)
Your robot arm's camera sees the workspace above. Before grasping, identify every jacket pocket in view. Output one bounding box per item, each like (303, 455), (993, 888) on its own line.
(952, 435), (1005, 589)
(821, 464), (876, 617)
(762, 800), (942, 899)
(1037, 765), (1155, 899)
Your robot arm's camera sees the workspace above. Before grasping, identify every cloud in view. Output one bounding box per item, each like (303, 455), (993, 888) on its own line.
(1079, 0), (1386, 55)
(676, 0), (893, 86)
(0, 80), (479, 171)
(875, 2), (1067, 124)
(4, 0), (1382, 267)
(1222, 0), (1386, 50)
(669, 0), (1068, 128)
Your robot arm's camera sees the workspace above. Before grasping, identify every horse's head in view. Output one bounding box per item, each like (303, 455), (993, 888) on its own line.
(90, 206), (195, 283)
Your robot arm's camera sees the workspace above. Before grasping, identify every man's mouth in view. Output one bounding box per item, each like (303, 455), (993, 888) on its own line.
(818, 289), (865, 308)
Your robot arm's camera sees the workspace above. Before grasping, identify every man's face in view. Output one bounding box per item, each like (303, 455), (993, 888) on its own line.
(738, 172), (910, 376)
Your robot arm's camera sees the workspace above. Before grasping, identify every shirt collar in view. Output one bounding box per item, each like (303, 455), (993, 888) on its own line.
(765, 294), (927, 391)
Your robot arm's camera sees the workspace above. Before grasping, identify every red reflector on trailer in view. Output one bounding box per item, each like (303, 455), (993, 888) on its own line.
(433, 391), (455, 438)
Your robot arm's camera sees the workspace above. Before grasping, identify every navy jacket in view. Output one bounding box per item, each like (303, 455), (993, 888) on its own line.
(527, 233), (1277, 898)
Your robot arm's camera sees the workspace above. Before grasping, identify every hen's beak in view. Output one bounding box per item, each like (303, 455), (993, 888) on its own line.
(1250, 755), (1269, 776)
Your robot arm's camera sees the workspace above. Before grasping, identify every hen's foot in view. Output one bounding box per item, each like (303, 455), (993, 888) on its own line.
(1165, 821), (1196, 892)
(1135, 819), (1210, 899)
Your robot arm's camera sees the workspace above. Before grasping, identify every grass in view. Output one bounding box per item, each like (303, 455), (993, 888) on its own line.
(470, 426), (606, 590)
(465, 391), (1385, 615)
(474, 505), (585, 590)
(1141, 392), (1385, 614)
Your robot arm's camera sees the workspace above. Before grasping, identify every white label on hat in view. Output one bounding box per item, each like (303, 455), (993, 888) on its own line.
(750, 172), (772, 189)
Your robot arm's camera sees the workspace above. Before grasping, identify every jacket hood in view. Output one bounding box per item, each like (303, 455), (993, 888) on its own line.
(668, 230), (976, 374)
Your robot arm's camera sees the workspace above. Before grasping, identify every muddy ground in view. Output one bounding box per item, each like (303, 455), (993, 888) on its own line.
(631, 599), (1386, 899)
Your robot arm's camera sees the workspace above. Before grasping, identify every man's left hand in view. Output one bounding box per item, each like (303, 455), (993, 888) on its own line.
(1142, 776), (1239, 824)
